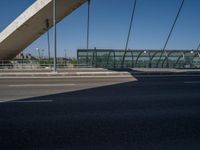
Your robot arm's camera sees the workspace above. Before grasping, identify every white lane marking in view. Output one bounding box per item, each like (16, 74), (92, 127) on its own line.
(0, 75), (133, 79)
(134, 74), (200, 78)
(8, 84), (76, 87)
(9, 100), (53, 103)
(184, 81), (200, 84)
(0, 100), (53, 103)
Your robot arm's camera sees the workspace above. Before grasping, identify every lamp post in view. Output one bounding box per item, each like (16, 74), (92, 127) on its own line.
(46, 19), (51, 60)
(36, 48), (41, 60)
(41, 49), (45, 59)
(64, 49), (67, 60)
(53, 0), (57, 73)
(87, 0), (91, 50)
(64, 49), (67, 66)
(86, 0), (91, 65)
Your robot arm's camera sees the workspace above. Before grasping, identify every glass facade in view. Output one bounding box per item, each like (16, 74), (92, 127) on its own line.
(77, 49), (200, 69)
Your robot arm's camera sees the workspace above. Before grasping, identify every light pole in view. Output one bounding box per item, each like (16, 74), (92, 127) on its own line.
(64, 49), (67, 59)
(87, 0), (90, 50)
(53, 0), (57, 73)
(64, 49), (67, 66)
(36, 48), (41, 60)
(86, 0), (91, 65)
(41, 49), (45, 59)
(46, 19), (51, 61)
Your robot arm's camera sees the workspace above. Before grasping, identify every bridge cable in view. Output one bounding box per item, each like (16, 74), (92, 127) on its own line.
(157, 0), (185, 67)
(86, 0), (91, 64)
(197, 42), (200, 51)
(122, 0), (137, 68)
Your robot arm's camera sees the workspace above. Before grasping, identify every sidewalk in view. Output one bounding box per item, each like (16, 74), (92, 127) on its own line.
(0, 68), (200, 78)
(0, 69), (132, 78)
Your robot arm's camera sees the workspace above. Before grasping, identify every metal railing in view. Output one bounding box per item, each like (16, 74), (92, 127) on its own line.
(0, 59), (93, 70)
(77, 49), (200, 69)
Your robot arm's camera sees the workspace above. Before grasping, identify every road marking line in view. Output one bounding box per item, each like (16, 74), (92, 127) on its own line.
(0, 75), (133, 79)
(184, 81), (200, 84)
(8, 84), (76, 87)
(134, 74), (200, 77)
(9, 100), (53, 103)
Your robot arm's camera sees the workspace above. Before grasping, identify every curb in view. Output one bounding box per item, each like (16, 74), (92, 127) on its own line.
(0, 71), (132, 78)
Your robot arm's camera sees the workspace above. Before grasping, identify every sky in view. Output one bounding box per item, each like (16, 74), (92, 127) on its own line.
(0, 0), (200, 58)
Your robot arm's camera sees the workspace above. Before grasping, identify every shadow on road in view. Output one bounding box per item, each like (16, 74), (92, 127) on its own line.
(1, 75), (200, 150)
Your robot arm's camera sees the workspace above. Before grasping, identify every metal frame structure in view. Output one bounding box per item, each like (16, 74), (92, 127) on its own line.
(77, 49), (200, 69)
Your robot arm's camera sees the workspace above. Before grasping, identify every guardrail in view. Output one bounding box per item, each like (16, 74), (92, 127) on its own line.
(77, 49), (200, 69)
(0, 59), (93, 70)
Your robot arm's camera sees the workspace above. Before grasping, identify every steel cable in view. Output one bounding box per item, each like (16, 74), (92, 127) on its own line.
(122, 0), (137, 68)
(157, 0), (185, 67)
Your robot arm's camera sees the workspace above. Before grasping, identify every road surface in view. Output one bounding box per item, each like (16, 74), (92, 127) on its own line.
(0, 75), (200, 149)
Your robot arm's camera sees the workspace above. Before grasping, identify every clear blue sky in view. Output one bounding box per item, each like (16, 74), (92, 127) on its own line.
(0, 0), (200, 58)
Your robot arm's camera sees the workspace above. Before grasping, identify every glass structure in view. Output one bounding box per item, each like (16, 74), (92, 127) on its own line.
(77, 49), (200, 69)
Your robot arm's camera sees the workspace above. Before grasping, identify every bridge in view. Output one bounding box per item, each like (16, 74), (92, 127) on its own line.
(0, 0), (199, 69)
(1, 1), (200, 149)
(0, 0), (87, 60)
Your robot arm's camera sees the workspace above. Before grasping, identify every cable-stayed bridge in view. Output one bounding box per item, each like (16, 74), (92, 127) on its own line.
(1, 0), (200, 69)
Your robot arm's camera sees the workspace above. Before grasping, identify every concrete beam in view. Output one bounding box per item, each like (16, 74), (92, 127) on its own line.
(0, 0), (87, 60)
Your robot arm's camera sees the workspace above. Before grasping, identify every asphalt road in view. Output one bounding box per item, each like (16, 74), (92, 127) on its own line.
(0, 75), (200, 149)
(0, 77), (134, 101)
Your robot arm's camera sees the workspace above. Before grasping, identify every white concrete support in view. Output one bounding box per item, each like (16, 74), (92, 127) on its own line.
(0, 0), (87, 60)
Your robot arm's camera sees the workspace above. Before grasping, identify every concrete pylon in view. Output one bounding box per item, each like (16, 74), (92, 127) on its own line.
(0, 0), (87, 60)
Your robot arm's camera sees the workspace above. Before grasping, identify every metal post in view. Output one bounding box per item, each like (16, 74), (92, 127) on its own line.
(113, 51), (116, 69)
(64, 49), (67, 60)
(77, 50), (79, 66)
(36, 48), (41, 60)
(53, 0), (57, 73)
(47, 30), (51, 60)
(131, 51), (134, 68)
(95, 47), (97, 68)
(46, 19), (51, 60)
(41, 49), (45, 59)
(64, 49), (67, 67)
(87, 0), (90, 50)
(86, 0), (91, 65)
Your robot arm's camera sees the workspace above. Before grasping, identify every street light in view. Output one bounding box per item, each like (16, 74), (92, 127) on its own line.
(53, 0), (57, 73)
(64, 49), (67, 59)
(64, 49), (67, 66)
(46, 19), (51, 60)
(36, 48), (41, 59)
(41, 49), (45, 58)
